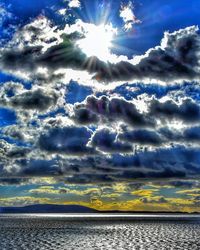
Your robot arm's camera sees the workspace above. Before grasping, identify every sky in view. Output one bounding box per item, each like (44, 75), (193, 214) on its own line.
(0, 0), (200, 212)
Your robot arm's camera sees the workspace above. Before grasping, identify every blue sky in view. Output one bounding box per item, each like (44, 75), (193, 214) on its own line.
(0, 0), (200, 211)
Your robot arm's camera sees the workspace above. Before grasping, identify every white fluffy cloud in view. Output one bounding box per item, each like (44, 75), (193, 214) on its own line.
(120, 1), (141, 31)
(68, 0), (81, 9)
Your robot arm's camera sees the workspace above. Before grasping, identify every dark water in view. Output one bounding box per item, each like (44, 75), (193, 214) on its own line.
(0, 215), (200, 250)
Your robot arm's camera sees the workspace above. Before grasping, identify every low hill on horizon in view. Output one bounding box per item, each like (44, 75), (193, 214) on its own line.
(0, 204), (98, 213)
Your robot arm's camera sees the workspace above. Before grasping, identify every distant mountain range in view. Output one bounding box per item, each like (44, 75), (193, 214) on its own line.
(0, 204), (98, 213)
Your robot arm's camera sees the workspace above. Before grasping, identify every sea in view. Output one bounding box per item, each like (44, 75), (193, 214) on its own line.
(0, 214), (200, 250)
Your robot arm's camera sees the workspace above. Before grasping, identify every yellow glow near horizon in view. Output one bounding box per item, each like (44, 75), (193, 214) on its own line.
(77, 24), (116, 61)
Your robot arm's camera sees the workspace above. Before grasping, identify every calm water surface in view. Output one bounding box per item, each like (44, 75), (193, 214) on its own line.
(0, 214), (200, 250)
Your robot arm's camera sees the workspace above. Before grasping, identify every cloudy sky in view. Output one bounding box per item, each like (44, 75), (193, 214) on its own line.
(0, 0), (200, 212)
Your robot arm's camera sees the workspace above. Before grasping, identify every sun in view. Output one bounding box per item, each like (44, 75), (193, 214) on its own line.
(77, 24), (117, 62)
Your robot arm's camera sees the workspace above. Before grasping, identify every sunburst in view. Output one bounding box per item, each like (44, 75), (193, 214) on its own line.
(77, 23), (117, 62)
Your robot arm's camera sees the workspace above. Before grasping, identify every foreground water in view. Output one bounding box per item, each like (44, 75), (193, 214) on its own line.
(0, 214), (200, 250)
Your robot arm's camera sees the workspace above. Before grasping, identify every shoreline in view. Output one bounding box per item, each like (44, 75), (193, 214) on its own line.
(0, 213), (200, 221)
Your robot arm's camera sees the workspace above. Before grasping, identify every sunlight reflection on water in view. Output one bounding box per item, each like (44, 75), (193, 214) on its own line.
(0, 215), (200, 250)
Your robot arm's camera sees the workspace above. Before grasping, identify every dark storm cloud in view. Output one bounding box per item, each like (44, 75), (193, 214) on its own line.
(38, 126), (94, 155)
(37, 39), (86, 70)
(0, 139), (9, 152)
(72, 96), (200, 127)
(9, 88), (59, 111)
(72, 107), (100, 125)
(1, 142), (200, 182)
(0, 22), (199, 84)
(183, 126), (200, 141)
(0, 143), (63, 177)
(0, 139), (30, 159)
(0, 31), (106, 79)
(6, 147), (31, 158)
(56, 146), (200, 182)
(168, 180), (200, 189)
(93, 26), (200, 83)
(0, 87), (59, 112)
(0, 46), (43, 72)
(19, 158), (63, 176)
(64, 173), (114, 184)
(150, 98), (200, 123)
(0, 30), (87, 82)
(73, 95), (155, 127)
(157, 126), (200, 143)
(90, 128), (132, 153)
(3, 126), (25, 141)
(119, 126), (200, 147)
(118, 129), (162, 145)
(64, 169), (184, 183)
(0, 178), (29, 186)
(158, 127), (181, 141)
(106, 146), (200, 177)
(0, 38), (112, 82)
(0, 140), (32, 180)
